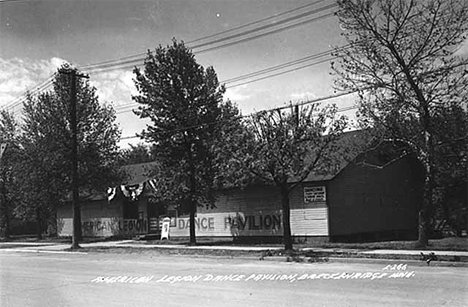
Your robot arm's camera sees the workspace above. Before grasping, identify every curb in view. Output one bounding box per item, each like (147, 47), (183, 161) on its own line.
(3, 244), (468, 267)
(259, 255), (468, 267)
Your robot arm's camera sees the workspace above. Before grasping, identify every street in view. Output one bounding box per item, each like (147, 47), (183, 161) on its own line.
(1, 250), (467, 307)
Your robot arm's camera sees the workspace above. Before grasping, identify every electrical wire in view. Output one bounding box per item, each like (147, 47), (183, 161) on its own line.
(187, 0), (329, 44)
(190, 4), (337, 50)
(118, 89), (361, 141)
(79, 0), (335, 71)
(108, 44), (354, 115)
(195, 12), (335, 55)
(3, 1), (337, 108)
(111, 52), (340, 115)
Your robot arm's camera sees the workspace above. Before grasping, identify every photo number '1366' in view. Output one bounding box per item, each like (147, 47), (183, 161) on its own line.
(382, 263), (407, 271)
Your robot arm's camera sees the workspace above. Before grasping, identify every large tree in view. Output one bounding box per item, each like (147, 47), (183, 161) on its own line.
(21, 65), (122, 245)
(332, 0), (468, 246)
(222, 104), (348, 251)
(0, 111), (21, 239)
(133, 40), (239, 245)
(432, 105), (467, 236)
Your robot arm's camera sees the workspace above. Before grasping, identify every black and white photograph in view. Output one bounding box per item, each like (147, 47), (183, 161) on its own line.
(0, 0), (467, 306)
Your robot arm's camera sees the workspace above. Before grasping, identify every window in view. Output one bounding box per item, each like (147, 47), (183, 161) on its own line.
(304, 186), (326, 203)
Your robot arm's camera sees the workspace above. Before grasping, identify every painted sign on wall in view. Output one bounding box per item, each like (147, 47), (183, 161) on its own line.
(81, 219), (148, 236)
(176, 217), (215, 230)
(224, 214), (282, 230)
(169, 212), (284, 237)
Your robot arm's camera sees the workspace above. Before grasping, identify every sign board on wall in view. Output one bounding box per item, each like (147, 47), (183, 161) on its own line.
(304, 186), (326, 202)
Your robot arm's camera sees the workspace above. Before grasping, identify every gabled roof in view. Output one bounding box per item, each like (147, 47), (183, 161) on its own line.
(120, 162), (158, 186)
(116, 130), (408, 189)
(299, 129), (371, 182)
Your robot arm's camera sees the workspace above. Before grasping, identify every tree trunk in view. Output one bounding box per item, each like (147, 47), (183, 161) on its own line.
(418, 209), (428, 247)
(189, 198), (196, 245)
(36, 208), (42, 240)
(4, 206), (10, 239)
(184, 132), (197, 246)
(188, 159), (197, 246)
(71, 199), (82, 249)
(0, 180), (10, 239)
(1, 201), (10, 239)
(280, 185), (293, 251)
(418, 131), (435, 247)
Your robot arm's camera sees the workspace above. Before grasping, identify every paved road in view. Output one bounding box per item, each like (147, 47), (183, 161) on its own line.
(1, 250), (467, 307)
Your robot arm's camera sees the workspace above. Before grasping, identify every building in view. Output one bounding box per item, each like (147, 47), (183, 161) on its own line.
(57, 132), (424, 242)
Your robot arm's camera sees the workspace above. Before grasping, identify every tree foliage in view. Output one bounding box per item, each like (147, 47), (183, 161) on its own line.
(223, 104), (349, 250)
(333, 0), (468, 245)
(19, 65), (122, 239)
(133, 40), (240, 244)
(118, 143), (155, 166)
(0, 111), (21, 238)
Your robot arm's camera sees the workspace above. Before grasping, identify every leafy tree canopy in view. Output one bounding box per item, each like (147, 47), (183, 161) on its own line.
(132, 39), (241, 243)
(20, 64), (123, 216)
(332, 0), (468, 245)
(221, 104), (349, 250)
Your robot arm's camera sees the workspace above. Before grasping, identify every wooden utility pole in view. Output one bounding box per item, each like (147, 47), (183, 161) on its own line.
(60, 69), (88, 249)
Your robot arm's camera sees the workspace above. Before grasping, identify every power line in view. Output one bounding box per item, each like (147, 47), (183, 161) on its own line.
(111, 44), (354, 115)
(222, 50), (332, 84)
(190, 4), (337, 50)
(111, 53), (339, 116)
(83, 12), (335, 76)
(226, 57), (333, 89)
(4, 48), (337, 115)
(119, 89), (360, 141)
(81, 3), (337, 73)
(0, 0), (29, 3)
(195, 12), (335, 55)
(187, 0), (328, 44)
(2, 75), (55, 109)
(4, 1), (337, 109)
(82, 11), (336, 77)
(79, 0), (335, 71)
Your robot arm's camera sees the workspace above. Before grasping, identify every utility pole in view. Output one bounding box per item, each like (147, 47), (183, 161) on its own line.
(60, 69), (89, 249)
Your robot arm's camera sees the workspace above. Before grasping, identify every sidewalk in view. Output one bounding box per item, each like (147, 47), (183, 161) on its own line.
(1, 240), (467, 266)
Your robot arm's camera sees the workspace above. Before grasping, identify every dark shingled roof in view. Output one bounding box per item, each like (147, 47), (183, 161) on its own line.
(120, 162), (158, 186)
(118, 130), (373, 187)
(300, 129), (371, 182)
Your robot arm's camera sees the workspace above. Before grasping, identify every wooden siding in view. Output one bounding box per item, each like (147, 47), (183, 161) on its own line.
(327, 156), (422, 238)
(57, 184), (330, 238)
(59, 217), (149, 237)
(170, 185), (329, 237)
(57, 197), (149, 237)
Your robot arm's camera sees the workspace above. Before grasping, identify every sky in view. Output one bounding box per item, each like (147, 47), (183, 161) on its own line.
(1, 0), (466, 148)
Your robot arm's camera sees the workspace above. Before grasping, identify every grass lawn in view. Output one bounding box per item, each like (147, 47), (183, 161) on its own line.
(305, 237), (468, 251)
(2, 235), (467, 252)
(144, 236), (468, 252)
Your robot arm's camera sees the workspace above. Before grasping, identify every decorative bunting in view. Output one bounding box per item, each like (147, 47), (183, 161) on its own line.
(147, 179), (158, 191)
(0, 143), (7, 160)
(120, 185), (130, 198)
(120, 182), (145, 201)
(107, 187), (116, 202)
